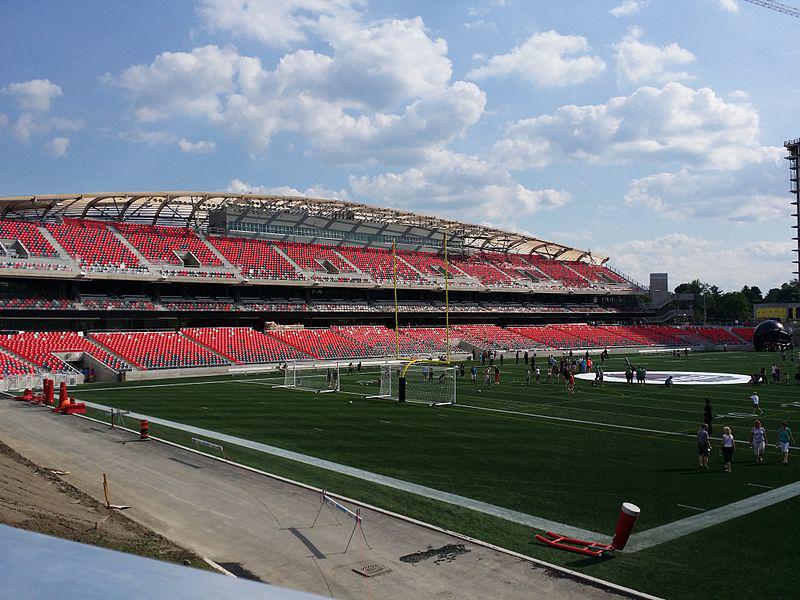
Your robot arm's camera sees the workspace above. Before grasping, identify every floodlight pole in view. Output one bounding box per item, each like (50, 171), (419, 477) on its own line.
(785, 138), (800, 304)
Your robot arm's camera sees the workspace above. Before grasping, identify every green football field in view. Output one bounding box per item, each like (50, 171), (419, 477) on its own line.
(74, 351), (800, 599)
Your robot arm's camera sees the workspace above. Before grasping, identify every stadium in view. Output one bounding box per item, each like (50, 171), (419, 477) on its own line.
(2, 189), (794, 600)
(0, 190), (749, 384)
(5, 1), (800, 598)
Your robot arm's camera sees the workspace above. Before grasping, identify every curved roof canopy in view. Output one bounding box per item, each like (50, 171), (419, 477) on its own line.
(0, 192), (606, 263)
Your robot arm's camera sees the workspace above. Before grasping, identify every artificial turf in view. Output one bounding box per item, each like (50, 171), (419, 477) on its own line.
(75, 351), (800, 598)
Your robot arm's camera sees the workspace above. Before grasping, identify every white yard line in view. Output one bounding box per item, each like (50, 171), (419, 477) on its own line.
(676, 504), (705, 512)
(627, 480), (800, 552)
(454, 404), (800, 448)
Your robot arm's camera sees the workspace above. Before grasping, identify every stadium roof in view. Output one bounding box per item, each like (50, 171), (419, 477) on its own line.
(0, 192), (606, 263)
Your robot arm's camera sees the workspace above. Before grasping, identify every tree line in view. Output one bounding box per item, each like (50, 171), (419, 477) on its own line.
(673, 280), (799, 323)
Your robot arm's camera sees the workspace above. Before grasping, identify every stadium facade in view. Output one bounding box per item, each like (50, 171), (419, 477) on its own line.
(0, 192), (752, 384)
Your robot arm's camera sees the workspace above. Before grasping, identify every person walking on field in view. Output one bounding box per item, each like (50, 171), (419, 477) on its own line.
(777, 422), (795, 465)
(749, 420), (768, 463)
(525, 368), (531, 386)
(566, 371), (575, 394)
(494, 365), (500, 385)
(749, 391), (762, 416)
(703, 398), (713, 437)
(697, 423), (711, 469)
(721, 426), (735, 472)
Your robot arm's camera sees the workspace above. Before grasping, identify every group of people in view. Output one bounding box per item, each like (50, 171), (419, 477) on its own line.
(623, 360), (647, 385)
(749, 360), (800, 385)
(346, 361), (363, 375)
(698, 394), (795, 470)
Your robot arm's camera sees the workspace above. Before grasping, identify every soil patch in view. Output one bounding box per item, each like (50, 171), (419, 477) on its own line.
(0, 439), (208, 569)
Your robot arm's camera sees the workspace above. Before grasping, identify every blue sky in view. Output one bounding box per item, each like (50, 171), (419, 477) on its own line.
(1, 0), (798, 291)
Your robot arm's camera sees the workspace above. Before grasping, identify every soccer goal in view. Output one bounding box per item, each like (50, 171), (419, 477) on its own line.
(275, 362), (341, 393)
(371, 362), (456, 406)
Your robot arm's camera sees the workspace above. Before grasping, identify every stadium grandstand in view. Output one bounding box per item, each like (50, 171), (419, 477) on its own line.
(0, 191), (752, 384)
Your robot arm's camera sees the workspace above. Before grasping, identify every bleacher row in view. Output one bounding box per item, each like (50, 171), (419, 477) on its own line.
(0, 324), (753, 377)
(0, 294), (626, 315)
(0, 218), (634, 290)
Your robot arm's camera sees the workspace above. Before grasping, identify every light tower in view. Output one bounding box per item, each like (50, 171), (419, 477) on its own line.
(785, 138), (800, 301)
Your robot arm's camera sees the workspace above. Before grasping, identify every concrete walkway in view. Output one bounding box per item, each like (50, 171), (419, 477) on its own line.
(0, 400), (634, 600)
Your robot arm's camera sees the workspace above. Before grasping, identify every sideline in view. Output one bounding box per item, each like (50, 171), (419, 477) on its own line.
(78, 399), (609, 543)
(75, 397), (800, 555)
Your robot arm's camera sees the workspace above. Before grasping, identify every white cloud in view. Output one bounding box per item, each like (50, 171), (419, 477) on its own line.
(178, 138), (217, 153)
(10, 113), (81, 143)
(607, 234), (791, 290)
(623, 146), (786, 222)
(349, 149), (570, 228)
(121, 130), (178, 146)
(613, 27), (695, 85)
(463, 19), (498, 32)
(716, 0), (738, 13)
(42, 136), (70, 157)
(197, 0), (362, 48)
(729, 89), (749, 101)
(467, 30), (606, 87)
(113, 45), (243, 122)
(227, 178), (349, 199)
(610, 0), (645, 17)
(111, 15), (484, 165)
(494, 82), (762, 170)
(3, 79), (62, 112)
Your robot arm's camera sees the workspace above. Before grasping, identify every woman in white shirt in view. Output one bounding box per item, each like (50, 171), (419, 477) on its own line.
(721, 426), (735, 472)
(749, 420), (768, 463)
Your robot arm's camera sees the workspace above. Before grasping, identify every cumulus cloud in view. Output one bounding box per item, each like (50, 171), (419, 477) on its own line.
(467, 30), (606, 87)
(178, 138), (217, 153)
(494, 82), (762, 170)
(607, 234), (791, 290)
(42, 136), (70, 157)
(613, 27), (695, 85)
(623, 146), (786, 222)
(0, 78), (80, 144)
(3, 79), (63, 111)
(111, 16), (485, 164)
(716, 0), (738, 13)
(610, 0), (645, 17)
(197, 0), (362, 48)
(349, 149), (570, 227)
(113, 45), (243, 122)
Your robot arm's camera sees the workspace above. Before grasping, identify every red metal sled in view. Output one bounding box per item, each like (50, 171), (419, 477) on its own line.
(534, 531), (614, 557)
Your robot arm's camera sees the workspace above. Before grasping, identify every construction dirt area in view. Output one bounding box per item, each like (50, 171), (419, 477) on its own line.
(0, 399), (635, 599)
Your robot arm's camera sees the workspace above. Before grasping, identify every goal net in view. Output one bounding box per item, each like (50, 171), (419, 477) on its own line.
(276, 362), (341, 393)
(372, 362), (456, 405)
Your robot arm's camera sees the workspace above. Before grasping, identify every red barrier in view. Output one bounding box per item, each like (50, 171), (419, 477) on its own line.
(535, 501), (641, 557)
(14, 389), (33, 402)
(611, 502), (640, 551)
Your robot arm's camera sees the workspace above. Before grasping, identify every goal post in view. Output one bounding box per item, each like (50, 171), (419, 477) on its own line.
(371, 361), (456, 405)
(274, 362), (341, 393)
